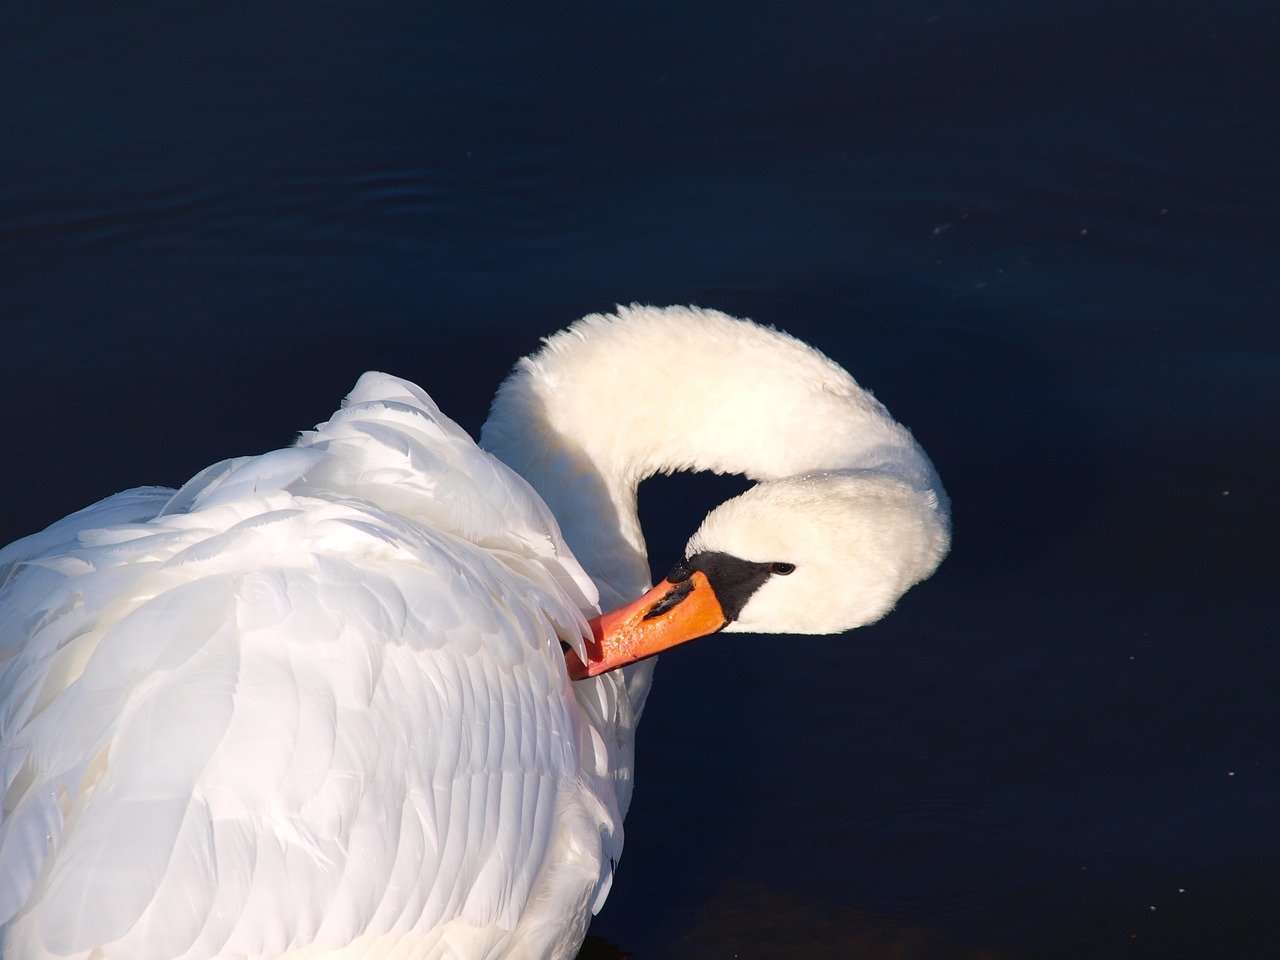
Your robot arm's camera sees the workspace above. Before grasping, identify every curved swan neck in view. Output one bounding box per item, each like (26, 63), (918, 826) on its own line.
(479, 305), (946, 604)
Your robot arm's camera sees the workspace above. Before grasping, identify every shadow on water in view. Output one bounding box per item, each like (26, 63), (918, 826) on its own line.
(574, 936), (631, 960)
(582, 871), (1280, 959)
(652, 878), (1011, 960)
(829, 793), (1051, 931)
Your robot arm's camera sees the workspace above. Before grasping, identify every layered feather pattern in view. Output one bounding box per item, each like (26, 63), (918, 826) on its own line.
(0, 373), (618, 960)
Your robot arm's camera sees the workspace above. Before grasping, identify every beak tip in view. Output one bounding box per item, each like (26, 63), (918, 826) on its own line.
(567, 573), (727, 681)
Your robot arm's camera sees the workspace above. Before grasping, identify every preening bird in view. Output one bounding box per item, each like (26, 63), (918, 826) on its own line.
(0, 305), (949, 959)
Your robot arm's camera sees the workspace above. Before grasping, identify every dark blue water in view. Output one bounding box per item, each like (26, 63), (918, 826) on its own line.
(3, 2), (1278, 957)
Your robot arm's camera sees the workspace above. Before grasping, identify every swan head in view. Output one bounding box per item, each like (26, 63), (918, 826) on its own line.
(689, 471), (949, 634)
(568, 470), (949, 678)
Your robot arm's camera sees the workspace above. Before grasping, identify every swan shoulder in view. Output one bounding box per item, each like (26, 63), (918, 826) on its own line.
(0, 374), (616, 959)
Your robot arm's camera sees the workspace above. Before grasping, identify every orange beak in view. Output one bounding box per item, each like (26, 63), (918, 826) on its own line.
(566, 571), (728, 679)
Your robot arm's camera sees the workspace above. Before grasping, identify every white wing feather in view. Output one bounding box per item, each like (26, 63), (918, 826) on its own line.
(0, 374), (624, 960)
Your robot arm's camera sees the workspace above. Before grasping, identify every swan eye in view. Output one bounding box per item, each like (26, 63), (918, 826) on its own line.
(768, 562), (796, 576)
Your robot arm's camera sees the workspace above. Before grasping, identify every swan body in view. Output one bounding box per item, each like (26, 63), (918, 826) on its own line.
(0, 305), (949, 959)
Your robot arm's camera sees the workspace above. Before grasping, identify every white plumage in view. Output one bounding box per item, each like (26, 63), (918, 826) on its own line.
(0, 305), (949, 959)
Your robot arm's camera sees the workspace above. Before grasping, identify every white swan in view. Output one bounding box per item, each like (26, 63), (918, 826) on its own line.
(0, 305), (949, 960)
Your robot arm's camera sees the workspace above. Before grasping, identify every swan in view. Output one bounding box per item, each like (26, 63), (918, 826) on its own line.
(0, 304), (949, 960)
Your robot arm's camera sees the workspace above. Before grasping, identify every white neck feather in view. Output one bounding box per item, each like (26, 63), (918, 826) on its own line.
(480, 305), (948, 612)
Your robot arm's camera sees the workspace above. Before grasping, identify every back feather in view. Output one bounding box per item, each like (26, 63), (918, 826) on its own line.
(0, 374), (621, 960)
